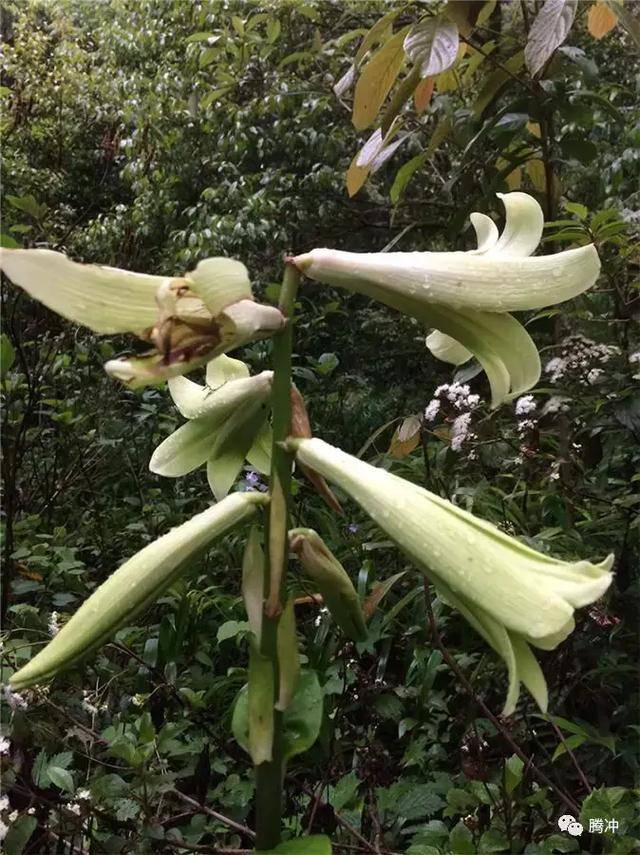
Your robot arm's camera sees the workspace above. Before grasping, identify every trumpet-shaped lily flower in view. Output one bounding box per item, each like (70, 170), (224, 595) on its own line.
(287, 437), (613, 714)
(150, 355), (273, 500)
(10, 491), (268, 690)
(0, 249), (285, 387)
(293, 193), (601, 407)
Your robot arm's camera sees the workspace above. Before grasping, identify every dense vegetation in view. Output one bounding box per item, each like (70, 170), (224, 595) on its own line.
(1, 1), (638, 853)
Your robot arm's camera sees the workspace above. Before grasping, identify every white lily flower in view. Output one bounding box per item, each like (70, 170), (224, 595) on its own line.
(294, 193), (601, 407)
(150, 355), (273, 500)
(10, 491), (268, 690)
(0, 249), (285, 387)
(288, 437), (613, 714)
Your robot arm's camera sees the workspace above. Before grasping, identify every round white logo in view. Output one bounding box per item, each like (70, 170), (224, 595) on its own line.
(557, 815), (574, 832)
(557, 815), (583, 836)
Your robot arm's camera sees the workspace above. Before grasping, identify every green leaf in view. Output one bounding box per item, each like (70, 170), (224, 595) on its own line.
(449, 821), (475, 854)
(115, 797), (141, 821)
(47, 765), (75, 792)
(217, 620), (251, 643)
(282, 670), (323, 760)
(3, 815), (38, 855)
(185, 31), (219, 43)
(479, 828), (510, 852)
(235, 671), (322, 763)
(6, 194), (45, 219)
(504, 753), (524, 793)
(257, 835), (332, 854)
(390, 153), (426, 204)
(32, 750), (49, 787)
(0, 232), (19, 248)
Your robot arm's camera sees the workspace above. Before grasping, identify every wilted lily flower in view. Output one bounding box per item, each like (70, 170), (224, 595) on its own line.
(150, 355), (273, 500)
(287, 438), (613, 714)
(294, 193), (601, 407)
(0, 249), (285, 387)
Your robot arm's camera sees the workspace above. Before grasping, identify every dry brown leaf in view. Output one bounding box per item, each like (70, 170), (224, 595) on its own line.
(587, 2), (618, 38)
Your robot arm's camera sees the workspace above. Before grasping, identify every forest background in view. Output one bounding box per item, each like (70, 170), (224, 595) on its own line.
(0, 1), (638, 853)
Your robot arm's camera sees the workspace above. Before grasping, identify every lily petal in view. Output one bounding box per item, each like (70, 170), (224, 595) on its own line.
(219, 299), (286, 349)
(487, 191), (544, 257)
(289, 439), (613, 645)
(185, 257), (252, 315)
(470, 212), (499, 254)
(0, 248), (161, 333)
(206, 354), (250, 388)
(426, 330), (472, 365)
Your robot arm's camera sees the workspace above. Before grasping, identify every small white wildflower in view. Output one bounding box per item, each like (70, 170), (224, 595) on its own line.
(587, 368), (604, 385)
(67, 802), (81, 816)
(7, 810), (17, 822)
(0, 819), (8, 842)
(629, 351), (640, 364)
(3, 686), (27, 711)
(76, 789), (91, 801)
(515, 394), (536, 416)
(451, 412), (472, 451)
(543, 395), (571, 415)
(27, 807), (35, 815)
(545, 356), (567, 383)
(550, 471), (560, 481)
(517, 418), (537, 435)
(0, 795), (8, 811)
(48, 611), (60, 637)
(0, 737), (10, 755)
(424, 399), (440, 422)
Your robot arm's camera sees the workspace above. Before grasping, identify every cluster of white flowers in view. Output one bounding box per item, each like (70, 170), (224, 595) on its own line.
(545, 335), (619, 384)
(451, 412), (473, 451)
(515, 394), (537, 416)
(0, 819), (7, 842)
(3, 685), (27, 711)
(514, 395), (538, 439)
(630, 351), (640, 379)
(424, 382), (481, 453)
(48, 611), (60, 637)
(76, 789), (91, 801)
(0, 737), (10, 755)
(67, 802), (82, 816)
(542, 395), (571, 415)
(81, 690), (103, 716)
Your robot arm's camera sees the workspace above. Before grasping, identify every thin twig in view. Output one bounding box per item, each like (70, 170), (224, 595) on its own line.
(422, 579), (581, 816)
(294, 780), (378, 854)
(171, 790), (256, 840)
(547, 718), (592, 795)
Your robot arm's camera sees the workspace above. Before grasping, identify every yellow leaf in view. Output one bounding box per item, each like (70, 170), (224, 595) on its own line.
(496, 156), (522, 190)
(389, 415), (422, 458)
(414, 76), (434, 113)
(352, 28), (408, 131)
(436, 68), (458, 92)
(527, 121), (541, 138)
(587, 2), (617, 38)
(526, 158), (546, 192)
(346, 151), (370, 197)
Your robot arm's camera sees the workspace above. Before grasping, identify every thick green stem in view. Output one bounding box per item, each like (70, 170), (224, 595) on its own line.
(255, 261), (300, 851)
